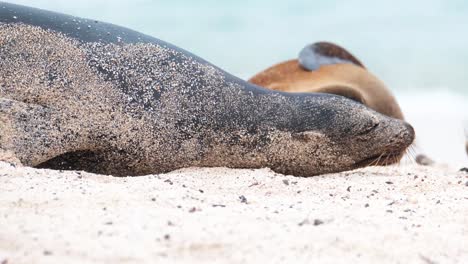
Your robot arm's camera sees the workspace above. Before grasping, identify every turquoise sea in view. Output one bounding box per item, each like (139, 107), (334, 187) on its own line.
(9, 0), (468, 90)
(6, 0), (468, 164)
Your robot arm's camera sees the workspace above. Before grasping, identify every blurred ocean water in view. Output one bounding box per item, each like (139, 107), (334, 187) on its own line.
(5, 0), (468, 163)
(9, 0), (468, 90)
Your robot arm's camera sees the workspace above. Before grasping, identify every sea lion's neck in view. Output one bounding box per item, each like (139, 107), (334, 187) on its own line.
(203, 77), (328, 134)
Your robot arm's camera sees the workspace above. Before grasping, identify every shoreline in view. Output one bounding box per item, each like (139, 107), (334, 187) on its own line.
(1, 162), (467, 263)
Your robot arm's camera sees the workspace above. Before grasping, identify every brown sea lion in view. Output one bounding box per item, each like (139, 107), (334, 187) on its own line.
(249, 42), (404, 120)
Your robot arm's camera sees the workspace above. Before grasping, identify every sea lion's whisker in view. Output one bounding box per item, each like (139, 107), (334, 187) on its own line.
(408, 147), (418, 165)
(409, 145), (419, 157)
(403, 149), (412, 165)
(368, 155), (379, 167)
(372, 153), (385, 167)
(409, 152), (417, 165)
(383, 153), (391, 166)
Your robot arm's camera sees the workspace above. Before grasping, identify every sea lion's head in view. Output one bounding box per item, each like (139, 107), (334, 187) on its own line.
(249, 42), (405, 120)
(263, 92), (414, 176)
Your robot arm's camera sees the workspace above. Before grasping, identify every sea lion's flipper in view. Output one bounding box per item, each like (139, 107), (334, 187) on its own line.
(0, 98), (84, 166)
(298, 42), (365, 71)
(314, 85), (366, 105)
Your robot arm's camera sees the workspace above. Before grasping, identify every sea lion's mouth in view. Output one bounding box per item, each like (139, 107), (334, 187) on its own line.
(354, 152), (403, 168)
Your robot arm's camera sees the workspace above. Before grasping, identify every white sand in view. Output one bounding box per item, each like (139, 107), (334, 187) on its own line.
(0, 162), (467, 264)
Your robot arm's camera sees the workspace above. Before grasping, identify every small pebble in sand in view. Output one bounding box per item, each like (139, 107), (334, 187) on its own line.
(104, 221), (113, 225)
(385, 181), (394, 185)
(298, 219), (324, 226)
(151, 198), (156, 202)
(163, 234), (170, 240)
(415, 154), (435, 166)
(298, 219), (309, 226)
(365, 203), (370, 208)
(248, 182), (259, 187)
(199, 189), (204, 193)
(313, 219), (324, 226)
(189, 207), (197, 213)
(459, 167), (468, 173)
(347, 186), (351, 192)
(43, 250), (52, 256)
(164, 179), (173, 185)
(239, 195), (248, 204)
(419, 254), (437, 264)
(282, 179), (289, 185)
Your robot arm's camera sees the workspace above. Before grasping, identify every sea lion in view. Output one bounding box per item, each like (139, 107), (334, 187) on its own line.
(249, 42), (404, 120)
(0, 3), (415, 176)
(465, 128), (468, 157)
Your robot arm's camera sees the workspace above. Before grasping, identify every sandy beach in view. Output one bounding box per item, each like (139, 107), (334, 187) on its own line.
(1, 1), (468, 264)
(1, 162), (467, 264)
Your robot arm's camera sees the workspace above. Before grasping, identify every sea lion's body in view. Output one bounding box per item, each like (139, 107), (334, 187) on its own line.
(0, 3), (414, 176)
(249, 43), (404, 120)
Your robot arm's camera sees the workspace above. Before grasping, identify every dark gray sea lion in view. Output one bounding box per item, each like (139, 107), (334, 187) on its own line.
(0, 2), (415, 176)
(250, 42), (404, 120)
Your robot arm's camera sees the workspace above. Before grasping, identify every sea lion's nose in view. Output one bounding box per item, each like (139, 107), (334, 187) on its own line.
(394, 121), (415, 146)
(384, 120), (414, 147)
(403, 122), (415, 141)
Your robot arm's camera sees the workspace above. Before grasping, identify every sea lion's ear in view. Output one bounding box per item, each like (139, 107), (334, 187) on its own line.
(316, 85), (366, 105)
(298, 42), (365, 71)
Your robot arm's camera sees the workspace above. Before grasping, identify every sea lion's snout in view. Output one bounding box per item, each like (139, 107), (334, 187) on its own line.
(384, 120), (414, 151)
(267, 94), (415, 176)
(312, 94), (415, 171)
(353, 116), (415, 168)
